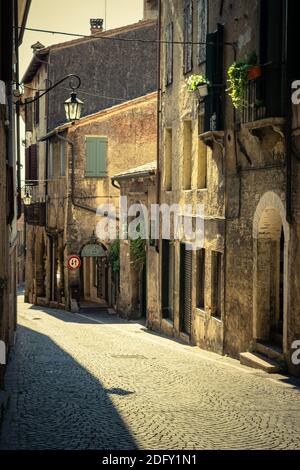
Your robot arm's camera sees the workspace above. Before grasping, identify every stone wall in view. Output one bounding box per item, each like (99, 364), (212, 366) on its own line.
(45, 93), (157, 309)
(47, 20), (158, 130)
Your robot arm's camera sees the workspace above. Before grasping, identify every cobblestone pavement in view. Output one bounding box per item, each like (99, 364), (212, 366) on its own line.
(1, 294), (300, 450)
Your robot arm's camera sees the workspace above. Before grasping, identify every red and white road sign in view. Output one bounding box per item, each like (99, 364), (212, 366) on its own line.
(68, 255), (81, 270)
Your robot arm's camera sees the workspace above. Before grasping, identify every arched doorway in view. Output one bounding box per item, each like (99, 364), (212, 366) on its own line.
(81, 242), (108, 305)
(253, 192), (289, 352)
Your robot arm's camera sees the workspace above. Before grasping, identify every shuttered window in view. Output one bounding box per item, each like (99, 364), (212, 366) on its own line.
(25, 99), (33, 132)
(48, 141), (54, 179)
(25, 147), (30, 184)
(30, 144), (38, 184)
(25, 145), (38, 184)
(60, 141), (65, 177)
(183, 0), (193, 74)
(165, 22), (173, 86)
(34, 92), (40, 126)
(85, 136), (108, 177)
(205, 24), (224, 131)
(197, 0), (208, 65)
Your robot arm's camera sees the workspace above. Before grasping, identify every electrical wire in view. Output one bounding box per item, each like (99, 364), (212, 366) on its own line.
(19, 26), (236, 50)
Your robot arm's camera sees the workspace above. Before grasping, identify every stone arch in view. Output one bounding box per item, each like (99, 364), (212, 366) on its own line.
(80, 241), (108, 304)
(253, 191), (289, 353)
(253, 191), (289, 241)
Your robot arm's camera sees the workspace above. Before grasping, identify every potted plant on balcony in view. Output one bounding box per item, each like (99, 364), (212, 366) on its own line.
(247, 52), (261, 81)
(227, 52), (260, 109)
(186, 74), (210, 98)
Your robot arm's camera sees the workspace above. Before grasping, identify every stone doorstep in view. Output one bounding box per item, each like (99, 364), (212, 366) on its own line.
(240, 352), (281, 374)
(255, 342), (284, 362)
(36, 297), (49, 307)
(107, 308), (116, 315)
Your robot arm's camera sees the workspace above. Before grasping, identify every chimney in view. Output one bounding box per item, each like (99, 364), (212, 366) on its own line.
(143, 0), (158, 20)
(31, 41), (45, 53)
(90, 18), (104, 35)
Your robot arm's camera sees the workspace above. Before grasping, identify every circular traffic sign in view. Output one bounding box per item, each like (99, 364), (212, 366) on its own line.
(68, 255), (81, 270)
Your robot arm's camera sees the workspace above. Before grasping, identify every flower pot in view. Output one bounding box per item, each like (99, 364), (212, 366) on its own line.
(197, 84), (208, 98)
(247, 65), (262, 81)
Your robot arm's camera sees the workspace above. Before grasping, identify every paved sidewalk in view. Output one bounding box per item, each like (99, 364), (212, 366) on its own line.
(1, 294), (300, 450)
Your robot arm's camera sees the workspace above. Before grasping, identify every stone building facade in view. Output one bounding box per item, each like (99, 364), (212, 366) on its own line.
(0, 0), (31, 388)
(36, 93), (157, 311)
(22, 13), (158, 309)
(112, 162), (159, 320)
(155, 0), (300, 375)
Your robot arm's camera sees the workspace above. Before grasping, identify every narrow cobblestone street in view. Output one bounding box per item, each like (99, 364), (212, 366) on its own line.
(1, 293), (300, 450)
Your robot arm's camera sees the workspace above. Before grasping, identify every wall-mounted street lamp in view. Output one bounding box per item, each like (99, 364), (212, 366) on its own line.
(19, 74), (84, 122)
(22, 186), (32, 206)
(64, 90), (84, 122)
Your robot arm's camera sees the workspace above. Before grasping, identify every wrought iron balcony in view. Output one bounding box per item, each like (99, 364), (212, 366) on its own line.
(240, 77), (267, 124)
(24, 203), (46, 226)
(240, 63), (285, 125)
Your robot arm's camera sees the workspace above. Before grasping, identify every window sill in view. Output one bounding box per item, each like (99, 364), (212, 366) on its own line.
(84, 175), (108, 179)
(195, 308), (206, 319)
(199, 130), (225, 150)
(162, 318), (174, 328)
(241, 117), (285, 140)
(211, 315), (222, 324)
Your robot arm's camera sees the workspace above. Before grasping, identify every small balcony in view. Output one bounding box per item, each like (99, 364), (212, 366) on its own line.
(24, 203), (46, 227)
(241, 77), (267, 124)
(240, 64), (284, 125)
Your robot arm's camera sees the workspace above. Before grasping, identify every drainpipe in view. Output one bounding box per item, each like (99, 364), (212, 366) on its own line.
(14, 0), (21, 219)
(156, 0), (162, 253)
(284, 0), (292, 224)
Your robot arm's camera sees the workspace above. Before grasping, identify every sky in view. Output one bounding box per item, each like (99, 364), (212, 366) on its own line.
(20, 0), (144, 77)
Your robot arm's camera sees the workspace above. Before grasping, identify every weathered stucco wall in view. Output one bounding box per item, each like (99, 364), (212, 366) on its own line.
(45, 93), (157, 308)
(116, 175), (159, 321)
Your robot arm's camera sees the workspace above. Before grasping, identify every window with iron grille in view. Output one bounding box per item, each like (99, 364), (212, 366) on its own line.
(161, 239), (175, 321)
(165, 21), (173, 86)
(197, 248), (205, 309)
(183, 0), (193, 74)
(211, 251), (222, 319)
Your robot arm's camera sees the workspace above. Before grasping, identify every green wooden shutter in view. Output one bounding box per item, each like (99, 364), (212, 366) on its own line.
(205, 24), (224, 131)
(85, 137), (108, 177)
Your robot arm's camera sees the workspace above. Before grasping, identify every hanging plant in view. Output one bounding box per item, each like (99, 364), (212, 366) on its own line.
(130, 237), (146, 271)
(227, 52), (259, 109)
(186, 74), (210, 97)
(108, 238), (120, 273)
